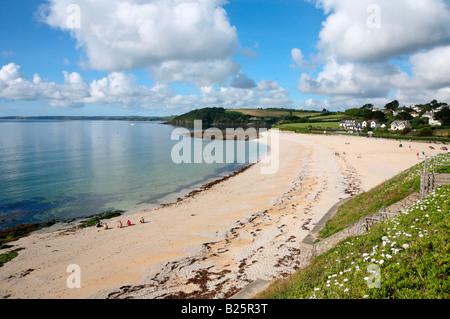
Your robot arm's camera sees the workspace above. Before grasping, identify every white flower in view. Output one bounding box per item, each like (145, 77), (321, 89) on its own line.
(379, 260), (384, 265)
(402, 244), (409, 249)
(344, 288), (349, 293)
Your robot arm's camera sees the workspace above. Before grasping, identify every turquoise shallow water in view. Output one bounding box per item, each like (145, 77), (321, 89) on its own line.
(0, 120), (262, 230)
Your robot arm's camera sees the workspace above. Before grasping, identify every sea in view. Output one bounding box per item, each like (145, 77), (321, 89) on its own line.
(0, 120), (264, 230)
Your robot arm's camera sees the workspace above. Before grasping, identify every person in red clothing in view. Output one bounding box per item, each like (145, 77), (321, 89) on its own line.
(127, 220), (132, 227)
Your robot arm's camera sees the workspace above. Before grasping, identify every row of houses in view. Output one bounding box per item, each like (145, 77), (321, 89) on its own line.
(340, 120), (412, 131)
(394, 104), (447, 126)
(340, 120), (382, 131)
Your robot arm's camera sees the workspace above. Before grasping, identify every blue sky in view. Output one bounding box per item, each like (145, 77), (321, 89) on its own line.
(1, 0), (450, 116)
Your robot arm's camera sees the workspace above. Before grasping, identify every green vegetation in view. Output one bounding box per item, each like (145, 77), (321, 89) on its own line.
(171, 107), (252, 125)
(0, 250), (20, 268)
(276, 122), (341, 131)
(0, 220), (57, 250)
(228, 108), (319, 118)
(167, 101), (449, 141)
(0, 221), (57, 267)
(257, 185), (450, 299)
(78, 210), (125, 228)
(435, 165), (450, 174)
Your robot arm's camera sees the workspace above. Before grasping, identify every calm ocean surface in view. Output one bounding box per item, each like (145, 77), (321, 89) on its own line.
(0, 120), (262, 230)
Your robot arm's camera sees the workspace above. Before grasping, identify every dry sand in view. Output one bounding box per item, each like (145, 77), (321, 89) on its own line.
(0, 131), (446, 299)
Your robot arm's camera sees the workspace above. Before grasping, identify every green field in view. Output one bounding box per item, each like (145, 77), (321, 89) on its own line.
(227, 109), (319, 118)
(310, 114), (347, 121)
(278, 122), (342, 130)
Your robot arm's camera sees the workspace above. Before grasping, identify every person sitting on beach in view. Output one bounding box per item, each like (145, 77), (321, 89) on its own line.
(117, 221), (123, 228)
(127, 220), (132, 227)
(103, 223), (108, 230)
(96, 221), (102, 228)
(139, 217), (145, 224)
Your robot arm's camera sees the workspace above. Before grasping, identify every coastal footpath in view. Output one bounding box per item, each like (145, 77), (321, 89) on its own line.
(0, 132), (447, 299)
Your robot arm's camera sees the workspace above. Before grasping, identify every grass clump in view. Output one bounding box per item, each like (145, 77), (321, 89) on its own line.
(435, 165), (450, 174)
(257, 185), (450, 299)
(0, 250), (21, 268)
(0, 220), (57, 250)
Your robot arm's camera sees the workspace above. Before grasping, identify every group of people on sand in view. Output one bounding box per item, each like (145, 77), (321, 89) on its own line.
(96, 217), (145, 230)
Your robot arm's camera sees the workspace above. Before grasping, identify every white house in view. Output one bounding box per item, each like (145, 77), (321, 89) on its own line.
(422, 111), (434, 119)
(429, 118), (442, 126)
(411, 104), (421, 112)
(390, 121), (411, 131)
(362, 120), (381, 129)
(340, 120), (362, 131)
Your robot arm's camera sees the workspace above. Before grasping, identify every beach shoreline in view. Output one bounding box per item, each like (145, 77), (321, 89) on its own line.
(0, 131), (447, 299)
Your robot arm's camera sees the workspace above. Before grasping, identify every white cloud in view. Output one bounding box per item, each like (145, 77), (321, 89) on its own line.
(0, 63), (89, 108)
(149, 58), (240, 87)
(312, 0), (450, 62)
(297, 0), (450, 108)
(229, 72), (257, 89)
(41, 0), (240, 86)
(291, 48), (309, 69)
(198, 83), (291, 109)
(257, 80), (279, 91)
(298, 57), (408, 98)
(0, 63), (292, 111)
(406, 46), (450, 90)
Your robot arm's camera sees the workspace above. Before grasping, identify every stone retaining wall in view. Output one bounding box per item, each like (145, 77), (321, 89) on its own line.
(311, 192), (420, 256)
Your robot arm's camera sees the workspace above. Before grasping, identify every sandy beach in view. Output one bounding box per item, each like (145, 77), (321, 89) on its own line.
(0, 131), (446, 299)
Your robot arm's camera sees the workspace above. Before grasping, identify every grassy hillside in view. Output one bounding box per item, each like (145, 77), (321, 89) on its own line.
(277, 122), (342, 131)
(171, 107), (251, 125)
(257, 184), (450, 299)
(227, 109), (320, 118)
(257, 153), (449, 299)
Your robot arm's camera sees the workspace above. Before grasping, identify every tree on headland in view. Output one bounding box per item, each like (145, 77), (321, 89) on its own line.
(385, 100), (399, 111)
